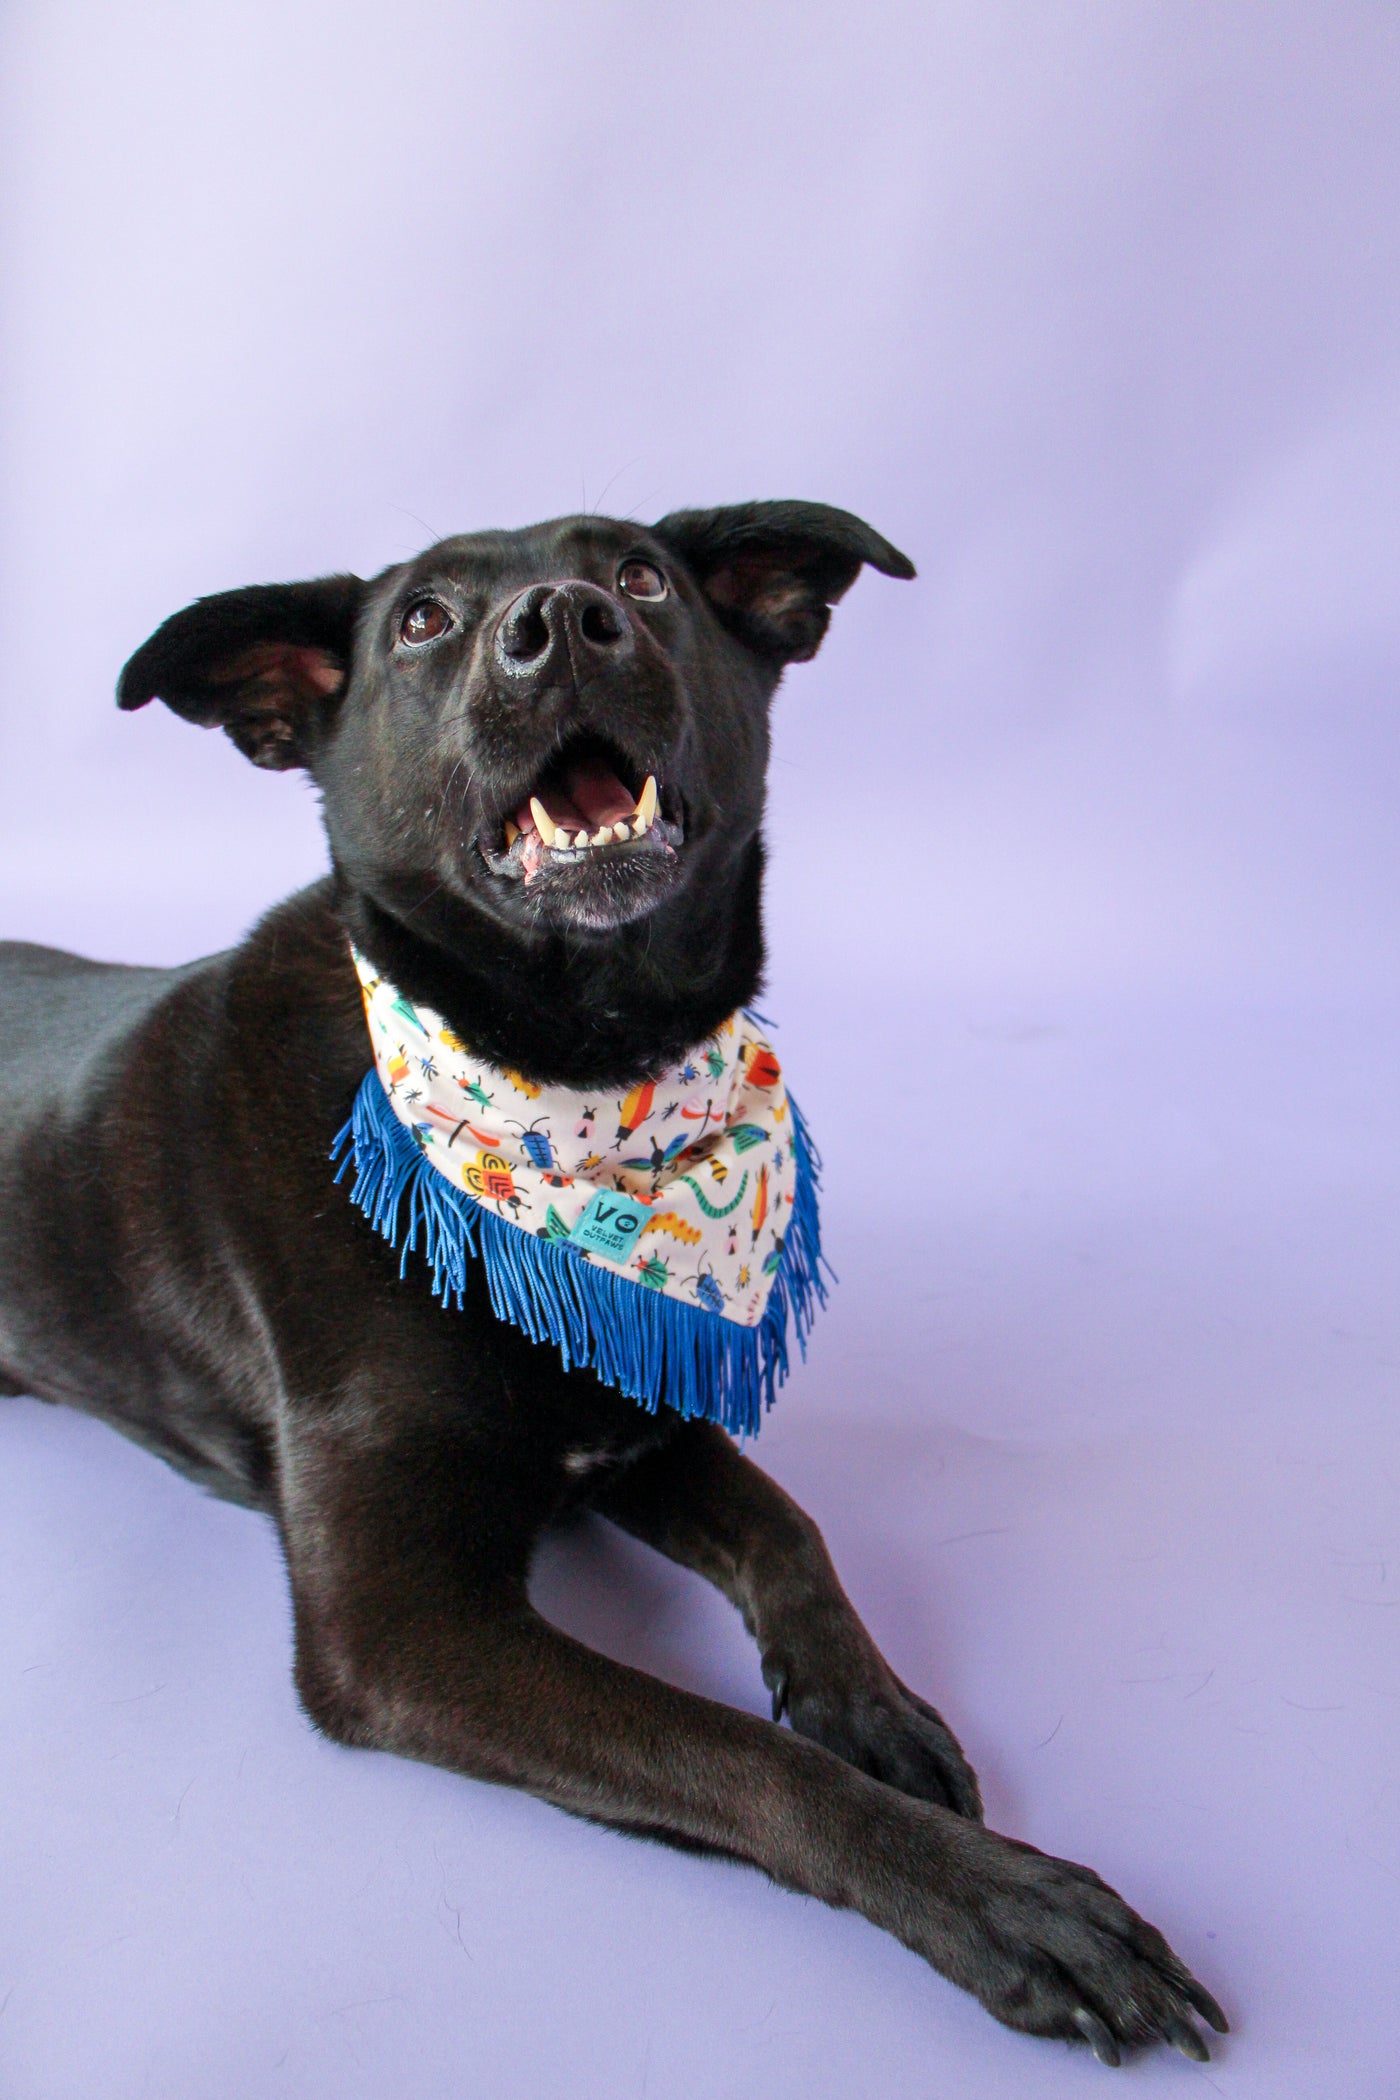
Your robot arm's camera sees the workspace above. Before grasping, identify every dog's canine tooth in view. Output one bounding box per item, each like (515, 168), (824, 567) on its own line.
(504, 819), (521, 848)
(528, 797), (557, 847)
(634, 775), (658, 828)
(631, 814), (648, 837)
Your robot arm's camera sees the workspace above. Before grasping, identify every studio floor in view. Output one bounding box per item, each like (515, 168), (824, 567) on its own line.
(2, 983), (1393, 2098)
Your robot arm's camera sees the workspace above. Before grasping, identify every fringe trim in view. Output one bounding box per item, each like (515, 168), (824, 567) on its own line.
(330, 1070), (829, 1438)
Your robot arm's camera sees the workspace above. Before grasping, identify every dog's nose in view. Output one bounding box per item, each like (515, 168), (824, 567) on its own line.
(494, 581), (634, 684)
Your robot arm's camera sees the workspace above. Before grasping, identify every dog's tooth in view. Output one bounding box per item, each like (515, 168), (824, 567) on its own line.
(504, 819), (520, 848)
(634, 775), (658, 828)
(612, 820), (630, 841)
(591, 826), (612, 846)
(528, 796), (557, 847)
(631, 814), (648, 837)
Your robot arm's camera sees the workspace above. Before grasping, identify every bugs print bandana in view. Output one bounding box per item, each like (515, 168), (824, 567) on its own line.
(331, 948), (827, 1436)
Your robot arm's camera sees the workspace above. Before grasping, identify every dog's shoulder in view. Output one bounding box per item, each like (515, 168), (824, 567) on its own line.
(0, 937), (205, 1113)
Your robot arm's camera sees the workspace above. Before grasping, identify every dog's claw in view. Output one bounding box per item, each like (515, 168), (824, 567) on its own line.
(770, 1670), (789, 1724)
(1185, 1981), (1229, 2033)
(1165, 2013), (1211, 2062)
(1072, 2008), (1121, 2067)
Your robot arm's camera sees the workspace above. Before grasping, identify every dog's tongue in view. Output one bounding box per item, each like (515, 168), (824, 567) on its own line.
(517, 754), (636, 835)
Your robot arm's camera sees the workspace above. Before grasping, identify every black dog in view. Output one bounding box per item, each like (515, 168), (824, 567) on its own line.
(0, 503), (1224, 2064)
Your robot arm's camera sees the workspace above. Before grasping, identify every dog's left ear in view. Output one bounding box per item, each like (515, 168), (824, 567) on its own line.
(651, 501), (914, 665)
(117, 575), (364, 769)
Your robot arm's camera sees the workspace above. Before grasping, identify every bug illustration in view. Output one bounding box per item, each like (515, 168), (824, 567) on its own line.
(677, 1169), (748, 1219)
(617, 1081), (655, 1141)
(386, 1050), (411, 1089)
(462, 1148), (521, 1213)
(690, 1268), (726, 1315)
(739, 1042), (782, 1089)
(751, 1164), (769, 1241)
(456, 1074), (495, 1109)
(704, 1046), (726, 1080)
(502, 1068), (542, 1099)
(640, 1210), (703, 1247)
(509, 1118), (558, 1172)
(622, 1132), (690, 1182)
(634, 1252), (672, 1291)
(729, 1123), (768, 1153)
(438, 1027), (468, 1055)
(389, 993), (428, 1036)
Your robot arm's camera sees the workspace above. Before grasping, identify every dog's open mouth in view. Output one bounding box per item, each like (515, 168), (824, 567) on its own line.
(480, 736), (685, 887)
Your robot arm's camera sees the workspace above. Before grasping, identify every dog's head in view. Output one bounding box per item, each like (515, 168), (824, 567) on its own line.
(119, 504), (911, 1073)
(120, 504), (911, 939)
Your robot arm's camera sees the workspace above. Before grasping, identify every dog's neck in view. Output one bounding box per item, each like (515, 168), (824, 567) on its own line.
(335, 840), (766, 1090)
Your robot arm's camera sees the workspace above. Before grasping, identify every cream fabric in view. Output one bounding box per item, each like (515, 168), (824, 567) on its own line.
(352, 948), (799, 1329)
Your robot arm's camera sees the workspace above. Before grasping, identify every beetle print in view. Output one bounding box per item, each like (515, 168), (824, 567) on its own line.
(692, 1270), (726, 1315)
(463, 1149), (519, 1210)
(510, 1119), (556, 1172)
(739, 1043), (782, 1090)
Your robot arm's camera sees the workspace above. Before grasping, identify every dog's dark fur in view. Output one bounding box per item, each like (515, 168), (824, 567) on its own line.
(0, 504), (1224, 2062)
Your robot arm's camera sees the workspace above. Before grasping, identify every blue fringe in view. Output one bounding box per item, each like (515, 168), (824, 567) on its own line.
(330, 1070), (829, 1438)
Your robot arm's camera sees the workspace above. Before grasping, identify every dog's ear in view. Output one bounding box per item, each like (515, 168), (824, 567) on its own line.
(651, 501), (915, 665)
(116, 575), (364, 769)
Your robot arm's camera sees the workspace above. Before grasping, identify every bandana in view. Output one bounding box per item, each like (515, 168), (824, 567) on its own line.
(331, 948), (826, 1435)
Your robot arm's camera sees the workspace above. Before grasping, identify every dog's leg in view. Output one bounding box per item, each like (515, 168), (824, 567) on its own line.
(592, 1420), (983, 1818)
(280, 1407), (1224, 2057)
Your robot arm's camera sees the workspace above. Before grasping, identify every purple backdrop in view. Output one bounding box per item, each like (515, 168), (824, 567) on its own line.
(2, 5), (1398, 2094)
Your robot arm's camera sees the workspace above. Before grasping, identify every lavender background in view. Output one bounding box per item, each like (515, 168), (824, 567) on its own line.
(2, 4), (1398, 2093)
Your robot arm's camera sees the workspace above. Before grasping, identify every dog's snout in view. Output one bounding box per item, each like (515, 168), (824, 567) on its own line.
(494, 580), (634, 685)
(567, 583), (628, 649)
(495, 584), (555, 666)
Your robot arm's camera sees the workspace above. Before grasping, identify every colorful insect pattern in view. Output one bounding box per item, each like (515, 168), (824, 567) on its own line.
(354, 952), (798, 1331)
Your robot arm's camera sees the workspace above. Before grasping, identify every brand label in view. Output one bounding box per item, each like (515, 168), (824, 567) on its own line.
(569, 1190), (650, 1263)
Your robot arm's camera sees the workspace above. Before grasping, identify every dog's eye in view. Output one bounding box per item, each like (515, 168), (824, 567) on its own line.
(617, 560), (667, 602)
(400, 598), (453, 646)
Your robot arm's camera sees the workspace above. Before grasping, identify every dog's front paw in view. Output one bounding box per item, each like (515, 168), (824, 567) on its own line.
(928, 1822), (1229, 2063)
(764, 1651), (983, 1820)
